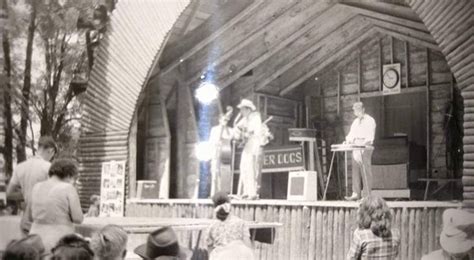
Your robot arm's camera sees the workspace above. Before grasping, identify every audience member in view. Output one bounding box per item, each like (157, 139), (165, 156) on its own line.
(86, 195), (100, 217)
(134, 226), (191, 260)
(347, 195), (400, 260)
(6, 136), (56, 235)
(90, 225), (127, 260)
(29, 158), (84, 253)
(206, 191), (254, 260)
(2, 234), (46, 260)
(51, 234), (94, 260)
(421, 209), (474, 260)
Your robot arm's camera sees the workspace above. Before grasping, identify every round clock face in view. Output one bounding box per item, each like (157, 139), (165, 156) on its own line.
(383, 68), (399, 88)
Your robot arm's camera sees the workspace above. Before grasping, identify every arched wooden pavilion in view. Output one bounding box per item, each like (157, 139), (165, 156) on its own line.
(78, 0), (474, 259)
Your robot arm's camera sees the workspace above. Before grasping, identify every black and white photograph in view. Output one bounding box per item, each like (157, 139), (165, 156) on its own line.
(0, 0), (473, 259)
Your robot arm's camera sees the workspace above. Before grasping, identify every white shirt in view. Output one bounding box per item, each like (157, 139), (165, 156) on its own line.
(346, 114), (376, 145)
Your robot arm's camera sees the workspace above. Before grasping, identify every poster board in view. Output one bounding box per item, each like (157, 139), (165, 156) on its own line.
(99, 161), (126, 217)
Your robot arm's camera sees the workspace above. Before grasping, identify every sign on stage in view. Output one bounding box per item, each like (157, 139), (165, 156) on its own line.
(234, 145), (305, 173)
(261, 145), (305, 173)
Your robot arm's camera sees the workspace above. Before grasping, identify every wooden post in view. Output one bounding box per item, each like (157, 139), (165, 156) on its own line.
(128, 112), (138, 198)
(426, 48), (431, 179)
(405, 41), (410, 88)
(357, 51), (361, 100)
(379, 37), (385, 136)
(390, 36), (394, 64)
(337, 71), (341, 116)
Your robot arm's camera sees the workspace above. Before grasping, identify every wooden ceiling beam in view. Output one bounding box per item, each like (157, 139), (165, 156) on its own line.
(157, 0), (261, 76)
(364, 16), (436, 44)
(253, 5), (357, 91)
(279, 26), (378, 96)
(373, 27), (440, 51)
(182, 0), (304, 83)
(341, 1), (422, 21)
(340, 3), (428, 32)
(184, 0), (336, 89)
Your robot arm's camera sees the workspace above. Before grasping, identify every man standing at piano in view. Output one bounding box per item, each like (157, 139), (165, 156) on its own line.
(344, 102), (376, 201)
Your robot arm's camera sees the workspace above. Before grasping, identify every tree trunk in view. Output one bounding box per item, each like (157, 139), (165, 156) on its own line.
(17, 0), (37, 163)
(2, 0), (13, 178)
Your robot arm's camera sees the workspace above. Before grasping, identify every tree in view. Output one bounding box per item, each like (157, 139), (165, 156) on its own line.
(1, 0), (14, 177)
(2, 0), (96, 164)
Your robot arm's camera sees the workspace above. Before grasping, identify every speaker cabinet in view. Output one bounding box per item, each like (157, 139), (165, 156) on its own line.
(287, 171), (317, 201)
(136, 180), (159, 199)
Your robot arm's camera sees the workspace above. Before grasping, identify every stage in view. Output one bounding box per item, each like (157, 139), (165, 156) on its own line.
(127, 198), (461, 260)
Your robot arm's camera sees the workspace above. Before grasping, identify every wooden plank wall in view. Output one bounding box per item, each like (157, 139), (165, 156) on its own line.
(141, 84), (171, 198)
(408, 0), (474, 208)
(127, 201), (458, 260)
(316, 35), (453, 191)
(78, 131), (129, 210)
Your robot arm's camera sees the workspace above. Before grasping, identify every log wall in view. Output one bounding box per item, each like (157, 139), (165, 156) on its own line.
(126, 200), (459, 260)
(409, 0), (474, 208)
(315, 35), (454, 191)
(78, 131), (129, 210)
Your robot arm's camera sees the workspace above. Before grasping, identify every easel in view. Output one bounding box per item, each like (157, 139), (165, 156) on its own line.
(289, 128), (325, 199)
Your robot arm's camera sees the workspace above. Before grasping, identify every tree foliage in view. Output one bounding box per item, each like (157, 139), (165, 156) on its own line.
(2, 0), (95, 167)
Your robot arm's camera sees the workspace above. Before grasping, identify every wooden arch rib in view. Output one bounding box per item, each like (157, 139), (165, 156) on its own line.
(82, 0), (192, 133)
(409, 0), (474, 207)
(78, 0), (191, 207)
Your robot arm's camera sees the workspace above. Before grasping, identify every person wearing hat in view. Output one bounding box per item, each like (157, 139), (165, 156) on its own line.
(233, 99), (263, 199)
(344, 102), (376, 201)
(134, 226), (191, 260)
(422, 209), (474, 260)
(7, 136), (57, 235)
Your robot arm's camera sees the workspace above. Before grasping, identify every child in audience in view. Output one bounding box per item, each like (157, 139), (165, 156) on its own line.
(86, 195), (100, 217)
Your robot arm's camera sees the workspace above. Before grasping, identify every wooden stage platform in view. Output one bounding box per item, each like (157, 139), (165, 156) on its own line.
(127, 199), (462, 260)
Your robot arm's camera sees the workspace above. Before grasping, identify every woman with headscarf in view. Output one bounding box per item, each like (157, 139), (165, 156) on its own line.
(206, 191), (254, 260)
(347, 195), (400, 260)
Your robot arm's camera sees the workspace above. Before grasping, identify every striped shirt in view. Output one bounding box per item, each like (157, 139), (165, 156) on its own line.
(347, 228), (400, 260)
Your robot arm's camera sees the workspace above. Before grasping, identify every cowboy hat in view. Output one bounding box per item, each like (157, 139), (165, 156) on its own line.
(440, 209), (474, 254)
(134, 226), (191, 259)
(237, 99), (256, 111)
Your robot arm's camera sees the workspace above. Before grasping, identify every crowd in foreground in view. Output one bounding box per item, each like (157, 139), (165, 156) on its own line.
(1, 136), (474, 259)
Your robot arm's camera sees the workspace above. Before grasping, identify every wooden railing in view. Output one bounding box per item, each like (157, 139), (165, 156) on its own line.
(126, 199), (460, 260)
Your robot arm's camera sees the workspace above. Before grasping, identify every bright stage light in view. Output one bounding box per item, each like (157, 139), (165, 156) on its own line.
(195, 141), (212, 161)
(195, 82), (219, 105)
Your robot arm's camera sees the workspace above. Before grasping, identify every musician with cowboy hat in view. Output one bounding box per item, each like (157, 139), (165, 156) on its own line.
(233, 99), (264, 200)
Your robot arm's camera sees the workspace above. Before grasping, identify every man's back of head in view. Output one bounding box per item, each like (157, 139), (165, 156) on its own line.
(37, 136), (57, 162)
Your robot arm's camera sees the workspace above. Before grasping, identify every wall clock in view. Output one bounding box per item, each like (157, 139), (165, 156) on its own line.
(383, 68), (400, 89)
(382, 63), (401, 95)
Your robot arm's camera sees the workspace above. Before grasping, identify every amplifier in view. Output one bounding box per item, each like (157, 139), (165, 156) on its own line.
(136, 180), (159, 199)
(287, 171), (317, 201)
(288, 128), (317, 142)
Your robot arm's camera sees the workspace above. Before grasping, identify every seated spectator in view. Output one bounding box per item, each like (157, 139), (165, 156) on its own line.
(90, 225), (127, 260)
(421, 209), (474, 260)
(347, 195), (400, 260)
(134, 226), (191, 260)
(206, 191), (254, 260)
(29, 158), (84, 253)
(86, 195), (100, 217)
(51, 234), (94, 260)
(2, 234), (46, 260)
